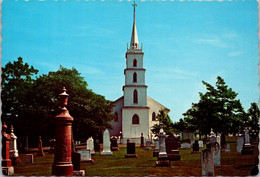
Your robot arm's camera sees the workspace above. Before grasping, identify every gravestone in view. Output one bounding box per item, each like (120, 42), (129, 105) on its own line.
(26, 154), (34, 163)
(145, 141), (152, 150)
(36, 136), (45, 156)
(201, 149), (214, 176)
(86, 137), (95, 155)
(242, 129), (253, 155)
(153, 137), (159, 157)
(111, 136), (119, 151)
(9, 125), (21, 165)
(209, 128), (216, 144)
(94, 139), (101, 152)
(78, 149), (93, 162)
(101, 129), (113, 155)
(192, 140), (199, 153)
(2, 123), (14, 175)
(211, 142), (220, 166)
(181, 142), (191, 149)
(125, 142), (138, 158)
(49, 139), (56, 154)
(156, 123), (171, 167)
(237, 136), (244, 152)
(72, 151), (81, 170)
(216, 134), (221, 147)
(140, 133), (144, 148)
(225, 143), (230, 152)
(198, 140), (204, 148)
(165, 135), (181, 161)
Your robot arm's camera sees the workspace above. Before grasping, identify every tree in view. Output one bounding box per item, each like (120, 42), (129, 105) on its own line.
(183, 76), (246, 136)
(247, 102), (259, 131)
(151, 109), (175, 135)
(1, 57), (39, 137)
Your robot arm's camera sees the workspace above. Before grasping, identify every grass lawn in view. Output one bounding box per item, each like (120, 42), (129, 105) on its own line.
(13, 137), (258, 176)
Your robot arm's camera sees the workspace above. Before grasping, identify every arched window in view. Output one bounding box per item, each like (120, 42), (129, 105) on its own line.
(114, 112), (118, 122)
(132, 114), (139, 124)
(133, 59), (137, 67)
(133, 89), (138, 104)
(133, 72), (137, 83)
(152, 112), (156, 121)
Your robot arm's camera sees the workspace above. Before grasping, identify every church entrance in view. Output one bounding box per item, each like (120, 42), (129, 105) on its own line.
(131, 125), (140, 138)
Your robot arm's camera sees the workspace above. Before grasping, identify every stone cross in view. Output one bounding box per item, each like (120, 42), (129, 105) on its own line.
(201, 148), (214, 176)
(101, 129), (113, 155)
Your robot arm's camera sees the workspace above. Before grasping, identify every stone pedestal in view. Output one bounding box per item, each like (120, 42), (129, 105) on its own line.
(52, 88), (74, 176)
(201, 148), (214, 176)
(101, 129), (113, 155)
(125, 142), (138, 158)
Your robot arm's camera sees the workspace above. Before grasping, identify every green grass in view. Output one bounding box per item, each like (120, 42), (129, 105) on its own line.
(13, 138), (258, 176)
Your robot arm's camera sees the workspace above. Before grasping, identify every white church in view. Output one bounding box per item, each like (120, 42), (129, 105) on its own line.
(109, 2), (170, 143)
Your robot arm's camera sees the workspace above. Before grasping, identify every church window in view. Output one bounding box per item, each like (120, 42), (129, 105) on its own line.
(133, 72), (137, 83)
(133, 59), (137, 67)
(132, 114), (139, 124)
(133, 89), (138, 104)
(152, 112), (156, 121)
(114, 112), (118, 122)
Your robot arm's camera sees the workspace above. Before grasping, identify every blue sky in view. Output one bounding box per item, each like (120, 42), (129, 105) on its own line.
(2, 0), (258, 122)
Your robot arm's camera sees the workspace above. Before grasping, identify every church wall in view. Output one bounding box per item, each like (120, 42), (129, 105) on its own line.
(122, 108), (150, 139)
(125, 70), (145, 85)
(109, 98), (123, 136)
(123, 87), (147, 106)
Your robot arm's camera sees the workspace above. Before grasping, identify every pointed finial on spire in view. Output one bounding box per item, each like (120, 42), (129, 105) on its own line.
(130, 1), (139, 49)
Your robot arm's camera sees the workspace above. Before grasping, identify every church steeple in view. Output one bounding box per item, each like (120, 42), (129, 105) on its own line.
(130, 1), (139, 49)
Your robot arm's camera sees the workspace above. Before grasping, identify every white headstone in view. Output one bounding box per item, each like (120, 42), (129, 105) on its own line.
(201, 149), (214, 176)
(101, 129), (113, 155)
(87, 137), (95, 155)
(211, 142), (220, 166)
(198, 140), (204, 148)
(78, 149), (93, 162)
(237, 136), (244, 152)
(9, 125), (19, 158)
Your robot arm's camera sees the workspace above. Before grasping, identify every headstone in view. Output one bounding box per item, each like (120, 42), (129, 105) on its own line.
(211, 142), (220, 166)
(153, 137), (159, 157)
(165, 134), (181, 161)
(36, 136), (45, 156)
(94, 139), (101, 152)
(26, 154), (34, 163)
(237, 136), (244, 152)
(9, 125), (21, 165)
(72, 151), (81, 170)
(125, 142), (138, 158)
(78, 149), (93, 162)
(140, 133), (144, 148)
(2, 123), (14, 175)
(86, 137), (95, 155)
(156, 123), (171, 167)
(209, 128), (216, 144)
(198, 140), (204, 148)
(49, 139), (56, 154)
(101, 129), (113, 155)
(241, 129), (253, 155)
(111, 136), (119, 151)
(216, 134), (221, 147)
(145, 141), (152, 150)
(225, 143), (230, 152)
(181, 142), (191, 149)
(192, 140), (199, 153)
(201, 148), (214, 176)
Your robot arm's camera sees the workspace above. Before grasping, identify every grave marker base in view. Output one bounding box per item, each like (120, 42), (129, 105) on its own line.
(73, 170), (85, 176)
(101, 151), (113, 155)
(167, 154), (181, 161)
(125, 154), (138, 158)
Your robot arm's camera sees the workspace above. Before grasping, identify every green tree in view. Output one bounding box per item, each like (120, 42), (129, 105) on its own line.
(151, 109), (175, 135)
(1, 57), (39, 137)
(183, 76), (246, 136)
(247, 102), (259, 131)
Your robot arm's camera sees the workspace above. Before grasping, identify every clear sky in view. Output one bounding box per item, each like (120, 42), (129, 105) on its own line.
(2, 0), (259, 122)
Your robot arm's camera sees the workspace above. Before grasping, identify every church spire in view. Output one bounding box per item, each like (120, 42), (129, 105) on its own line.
(130, 1), (139, 49)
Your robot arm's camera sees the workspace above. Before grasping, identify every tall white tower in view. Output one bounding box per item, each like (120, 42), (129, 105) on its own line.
(122, 2), (150, 139)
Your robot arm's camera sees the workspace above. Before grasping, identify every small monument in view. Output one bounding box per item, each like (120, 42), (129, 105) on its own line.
(198, 140), (204, 148)
(156, 123), (171, 167)
(216, 133), (221, 147)
(209, 128), (216, 144)
(52, 87), (74, 176)
(101, 129), (113, 155)
(211, 142), (220, 166)
(36, 136), (45, 156)
(241, 129), (253, 155)
(153, 137), (159, 157)
(236, 135), (244, 152)
(165, 134), (181, 161)
(201, 148), (214, 176)
(140, 133), (145, 148)
(192, 140), (200, 153)
(78, 149), (94, 162)
(2, 123), (14, 175)
(86, 137), (95, 155)
(225, 143), (230, 152)
(111, 136), (119, 151)
(125, 141), (138, 158)
(145, 140), (152, 150)
(9, 125), (21, 165)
